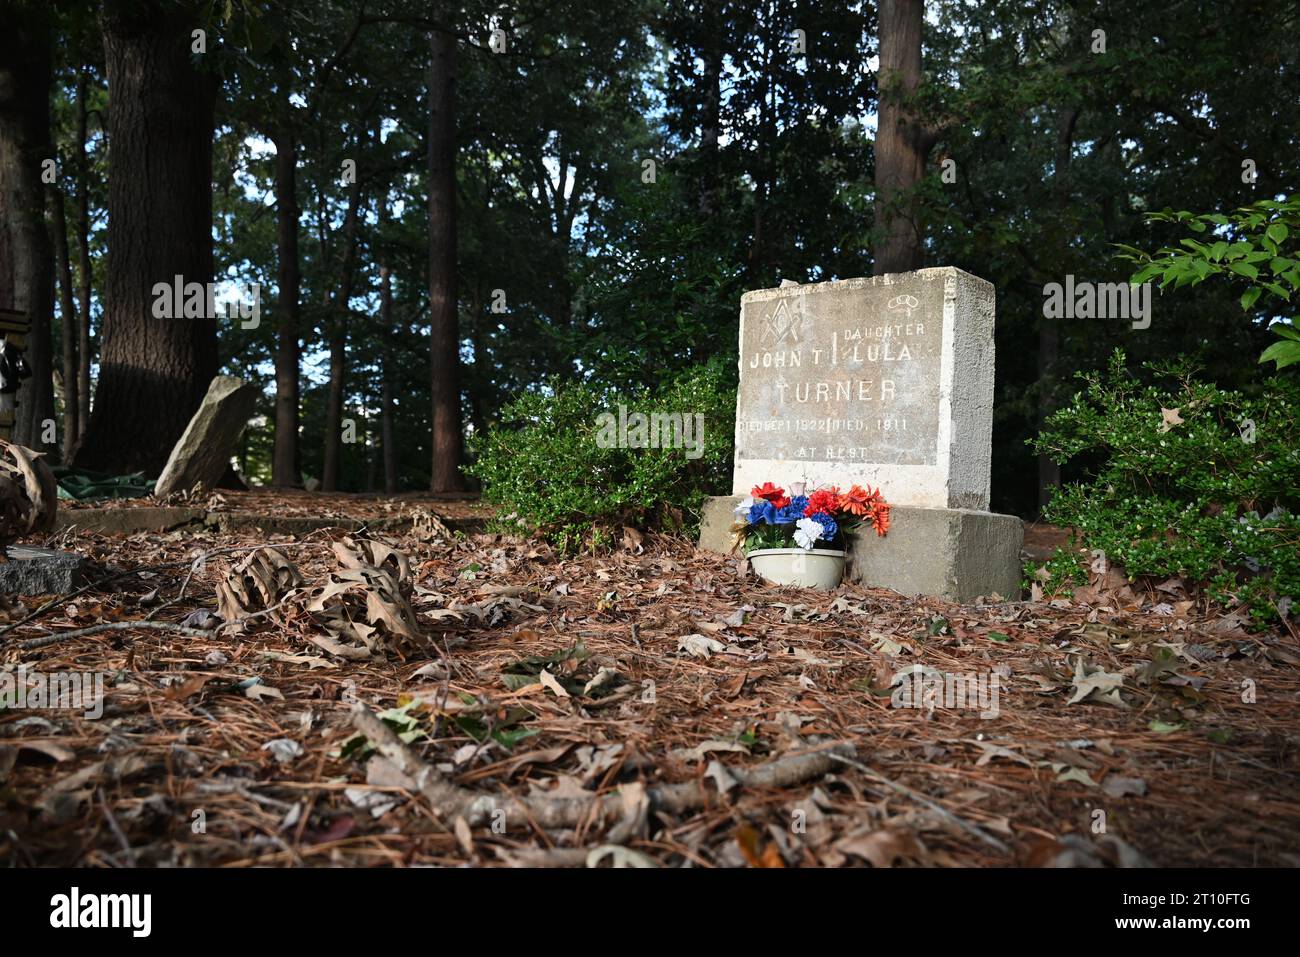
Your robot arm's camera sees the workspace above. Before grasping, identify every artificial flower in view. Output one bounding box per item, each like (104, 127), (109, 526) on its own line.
(733, 495), (756, 520)
(751, 482), (786, 503)
(773, 495), (809, 524)
(793, 517), (824, 550)
(837, 484), (877, 516)
(804, 487), (841, 517)
(747, 500), (777, 525)
(870, 500), (891, 536)
(811, 512), (838, 541)
(788, 482), (807, 497)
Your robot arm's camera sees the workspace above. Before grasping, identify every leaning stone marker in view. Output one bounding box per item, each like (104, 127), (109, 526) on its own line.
(154, 376), (260, 498)
(701, 267), (1023, 602)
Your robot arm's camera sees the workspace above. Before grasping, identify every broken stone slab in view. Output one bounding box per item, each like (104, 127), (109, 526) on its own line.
(698, 494), (1023, 603)
(0, 545), (86, 595)
(51, 506), (488, 538)
(154, 376), (260, 498)
(53, 506), (208, 535)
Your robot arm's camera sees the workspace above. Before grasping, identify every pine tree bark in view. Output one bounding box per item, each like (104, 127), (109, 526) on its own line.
(271, 124), (300, 488)
(74, 70), (92, 436)
(427, 27), (462, 492)
(698, 33), (722, 217)
(73, 1), (218, 474)
(379, 260), (398, 495)
(872, 0), (928, 275)
(52, 183), (79, 450)
(322, 170), (363, 491)
(0, 1), (56, 452)
(1037, 106), (1080, 513)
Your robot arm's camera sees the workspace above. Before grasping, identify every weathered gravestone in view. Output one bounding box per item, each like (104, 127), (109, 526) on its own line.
(698, 267), (1023, 601)
(154, 375), (260, 498)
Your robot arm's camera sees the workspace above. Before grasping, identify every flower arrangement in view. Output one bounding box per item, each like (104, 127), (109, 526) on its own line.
(732, 481), (891, 553)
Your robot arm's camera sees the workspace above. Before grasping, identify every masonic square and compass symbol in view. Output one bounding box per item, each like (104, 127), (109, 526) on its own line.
(759, 298), (803, 346)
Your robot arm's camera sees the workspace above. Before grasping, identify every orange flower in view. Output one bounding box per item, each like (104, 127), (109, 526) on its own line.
(870, 500), (891, 536)
(837, 484), (877, 516)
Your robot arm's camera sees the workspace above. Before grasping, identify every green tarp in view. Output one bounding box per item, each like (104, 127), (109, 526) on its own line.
(51, 466), (155, 501)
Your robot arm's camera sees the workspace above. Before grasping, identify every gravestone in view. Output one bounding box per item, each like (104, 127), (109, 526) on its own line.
(154, 376), (260, 498)
(699, 267), (1023, 601)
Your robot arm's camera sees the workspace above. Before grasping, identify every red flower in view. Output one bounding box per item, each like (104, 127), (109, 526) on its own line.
(803, 487), (841, 517)
(751, 482), (786, 503)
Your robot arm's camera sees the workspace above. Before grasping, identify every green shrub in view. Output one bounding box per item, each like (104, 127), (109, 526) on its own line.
(465, 359), (735, 552)
(1030, 350), (1300, 626)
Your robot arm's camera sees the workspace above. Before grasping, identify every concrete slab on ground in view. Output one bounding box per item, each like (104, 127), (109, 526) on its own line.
(699, 494), (1024, 602)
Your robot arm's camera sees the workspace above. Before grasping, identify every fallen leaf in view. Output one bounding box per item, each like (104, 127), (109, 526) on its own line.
(678, 633), (726, 658)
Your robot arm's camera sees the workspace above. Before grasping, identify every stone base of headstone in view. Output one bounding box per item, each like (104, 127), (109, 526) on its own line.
(698, 495), (1023, 603)
(0, 545), (87, 595)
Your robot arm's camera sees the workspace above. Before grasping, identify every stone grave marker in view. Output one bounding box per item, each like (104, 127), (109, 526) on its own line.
(154, 375), (259, 498)
(700, 267), (1023, 601)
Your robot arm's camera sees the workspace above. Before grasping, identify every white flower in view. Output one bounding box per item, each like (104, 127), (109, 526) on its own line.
(794, 517), (823, 550)
(733, 495), (756, 520)
(789, 482), (807, 497)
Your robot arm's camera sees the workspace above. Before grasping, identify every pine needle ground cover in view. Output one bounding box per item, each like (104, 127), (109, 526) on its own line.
(2, 492), (1297, 867)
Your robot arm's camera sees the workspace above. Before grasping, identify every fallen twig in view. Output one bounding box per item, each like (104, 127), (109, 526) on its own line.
(14, 619), (217, 651)
(350, 705), (854, 832)
(825, 751), (1012, 854)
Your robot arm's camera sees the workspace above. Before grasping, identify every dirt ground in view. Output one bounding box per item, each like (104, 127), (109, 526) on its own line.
(2, 492), (1297, 867)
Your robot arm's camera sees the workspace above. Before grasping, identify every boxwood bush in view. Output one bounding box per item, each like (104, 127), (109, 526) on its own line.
(1031, 350), (1299, 626)
(465, 359), (735, 552)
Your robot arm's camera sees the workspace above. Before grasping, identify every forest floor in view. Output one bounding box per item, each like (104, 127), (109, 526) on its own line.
(2, 491), (1298, 868)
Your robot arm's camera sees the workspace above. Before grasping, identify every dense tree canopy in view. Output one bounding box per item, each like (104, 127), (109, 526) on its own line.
(1, 0), (1294, 514)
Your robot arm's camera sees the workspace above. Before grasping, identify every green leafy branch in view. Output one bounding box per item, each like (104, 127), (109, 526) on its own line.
(1114, 196), (1300, 370)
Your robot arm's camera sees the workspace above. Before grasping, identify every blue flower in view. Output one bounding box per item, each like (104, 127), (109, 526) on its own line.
(812, 512), (838, 541)
(773, 495), (809, 524)
(747, 500), (777, 525)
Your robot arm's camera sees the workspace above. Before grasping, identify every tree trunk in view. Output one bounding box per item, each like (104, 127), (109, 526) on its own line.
(872, 0), (928, 275)
(379, 260), (397, 495)
(746, 6), (775, 281)
(52, 182), (79, 450)
(427, 27), (462, 492)
(73, 1), (218, 474)
(1037, 106), (1080, 513)
(698, 33), (722, 217)
(271, 126), (300, 487)
(0, 2), (56, 452)
(322, 170), (363, 491)
(74, 70), (92, 436)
